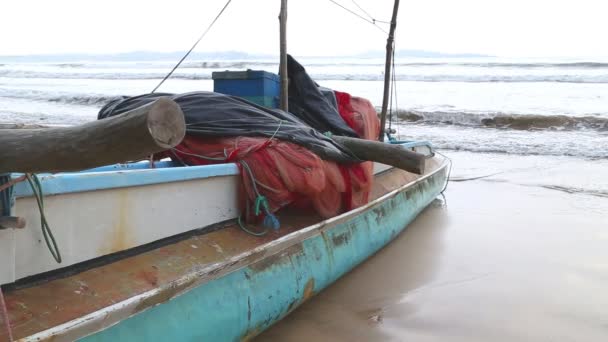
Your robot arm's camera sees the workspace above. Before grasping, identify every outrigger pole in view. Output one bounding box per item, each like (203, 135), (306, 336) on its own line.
(378, 0), (400, 141)
(279, 0), (289, 111)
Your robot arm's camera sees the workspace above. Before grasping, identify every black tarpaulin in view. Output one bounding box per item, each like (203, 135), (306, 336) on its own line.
(285, 55), (359, 137)
(98, 91), (358, 163)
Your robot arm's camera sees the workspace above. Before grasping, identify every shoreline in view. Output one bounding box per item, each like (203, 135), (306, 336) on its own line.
(257, 151), (608, 341)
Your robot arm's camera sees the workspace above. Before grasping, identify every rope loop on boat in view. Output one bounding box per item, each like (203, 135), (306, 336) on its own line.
(25, 174), (62, 263)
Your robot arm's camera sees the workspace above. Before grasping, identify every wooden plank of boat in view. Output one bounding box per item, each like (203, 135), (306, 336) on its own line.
(0, 162), (241, 284)
(1, 153), (449, 341)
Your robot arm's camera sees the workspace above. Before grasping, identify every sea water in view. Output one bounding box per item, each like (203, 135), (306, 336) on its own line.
(1, 56), (606, 159)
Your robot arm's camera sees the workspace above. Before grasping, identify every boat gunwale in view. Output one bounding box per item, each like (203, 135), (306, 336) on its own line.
(20, 155), (448, 341)
(11, 162), (240, 198)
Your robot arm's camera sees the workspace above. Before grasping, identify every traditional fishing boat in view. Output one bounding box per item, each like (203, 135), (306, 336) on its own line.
(0, 0), (450, 341)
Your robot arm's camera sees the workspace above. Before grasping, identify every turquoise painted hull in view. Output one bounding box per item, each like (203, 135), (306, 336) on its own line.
(81, 165), (447, 342)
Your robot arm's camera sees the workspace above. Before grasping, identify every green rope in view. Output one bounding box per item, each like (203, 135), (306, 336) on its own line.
(237, 215), (268, 237)
(254, 195), (269, 216)
(25, 174), (62, 263)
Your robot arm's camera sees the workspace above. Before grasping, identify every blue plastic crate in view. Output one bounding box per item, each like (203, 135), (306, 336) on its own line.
(212, 70), (280, 108)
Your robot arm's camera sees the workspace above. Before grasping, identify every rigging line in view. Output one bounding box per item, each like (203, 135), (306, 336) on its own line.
(350, 0), (374, 20)
(151, 0), (233, 93)
(350, 0), (391, 24)
(327, 0), (388, 34)
(389, 42), (399, 131)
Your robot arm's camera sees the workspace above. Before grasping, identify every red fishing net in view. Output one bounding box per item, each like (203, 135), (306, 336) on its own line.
(161, 91), (380, 222)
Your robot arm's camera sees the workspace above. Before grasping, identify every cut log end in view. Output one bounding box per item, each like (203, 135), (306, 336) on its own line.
(147, 97), (186, 149)
(0, 97), (186, 174)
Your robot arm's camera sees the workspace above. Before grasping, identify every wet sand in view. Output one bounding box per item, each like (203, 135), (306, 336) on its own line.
(257, 152), (608, 341)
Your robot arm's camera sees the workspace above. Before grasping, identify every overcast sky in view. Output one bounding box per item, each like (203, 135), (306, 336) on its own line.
(1, 0), (606, 58)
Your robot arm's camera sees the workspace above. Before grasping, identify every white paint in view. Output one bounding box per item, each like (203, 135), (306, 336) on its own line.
(1, 175), (239, 285)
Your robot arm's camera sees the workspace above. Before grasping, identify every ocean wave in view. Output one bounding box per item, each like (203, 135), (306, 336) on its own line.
(3, 69), (608, 83)
(180, 61), (277, 69)
(46, 94), (122, 105)
(538, 185), (608, 198)
(396, 110), (608, 131)
(32, 61), (608, 70)
(54, 63), (86, 68)
(394, 62), (608, 69)
(0, 88), (121, 106)
(0, 70), (213, 80)
(430, 142), (608, 159)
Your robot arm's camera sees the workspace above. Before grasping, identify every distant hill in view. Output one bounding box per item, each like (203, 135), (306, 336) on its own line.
(0, 51), (274, 62)
(0, 49), (492, 62)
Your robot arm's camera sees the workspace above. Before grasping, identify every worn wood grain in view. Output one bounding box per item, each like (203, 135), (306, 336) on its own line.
(0, 97), (185, 173)
(333, 135), (425, 174)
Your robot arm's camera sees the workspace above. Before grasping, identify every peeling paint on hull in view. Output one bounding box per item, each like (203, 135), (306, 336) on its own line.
(76, 163), (448, 342)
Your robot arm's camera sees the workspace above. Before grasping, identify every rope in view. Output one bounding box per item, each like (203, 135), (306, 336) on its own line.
(239, 160), (280, 231)
(449, 172), (503, 182)
(0, 175), (26, 195)
(151, 0), (233, 93)
(25, 174), (62, 263)
(350, 0), (390, 23)
(0, 286), (13, 342)
(435, 151), (453, 194)
(1, 174), (23, 218)
(327, 0), (388, 34)
(172, 121), (285, 237)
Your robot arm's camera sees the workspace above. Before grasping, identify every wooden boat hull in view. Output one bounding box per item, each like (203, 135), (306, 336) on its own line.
(63, 158), (448, 342)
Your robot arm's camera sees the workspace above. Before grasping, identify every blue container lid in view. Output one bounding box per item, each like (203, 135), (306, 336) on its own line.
(212, 69), (279, 81)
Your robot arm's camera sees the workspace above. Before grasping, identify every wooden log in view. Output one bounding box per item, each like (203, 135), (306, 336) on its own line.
(0, 97), (185, 174)
(378, 0), (401, 142)
(0, 216), (26, 229)
(279, 0), (289, 111)
(332, 135), (426, 175)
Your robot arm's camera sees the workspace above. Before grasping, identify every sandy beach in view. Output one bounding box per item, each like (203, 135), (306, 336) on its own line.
(257, 151), (608, 341)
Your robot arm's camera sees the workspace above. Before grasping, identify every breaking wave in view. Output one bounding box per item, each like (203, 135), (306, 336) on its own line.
(0, 88), (121, 106)
(396, 110), (608, 131)
(538, 185), (608, 198)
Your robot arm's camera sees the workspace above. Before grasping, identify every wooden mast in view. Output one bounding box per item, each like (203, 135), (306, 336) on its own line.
(378, 0), (400, 141)
(279, 0), (289, 111)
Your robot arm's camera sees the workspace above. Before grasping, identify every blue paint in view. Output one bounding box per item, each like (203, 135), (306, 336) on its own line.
(212, 70), (280, 102)
(389, 140), (434, 150)
(81, 163), (448, 342)
(82, 160), (179, 173)
(12, 163), (239, 198)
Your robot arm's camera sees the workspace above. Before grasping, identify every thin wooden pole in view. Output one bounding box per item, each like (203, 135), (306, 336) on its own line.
(378, 0), (400, 141)
(279, 0), (289, 111)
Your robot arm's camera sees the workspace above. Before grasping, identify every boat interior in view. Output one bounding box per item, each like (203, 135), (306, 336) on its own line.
(0, 148), (443, 341)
